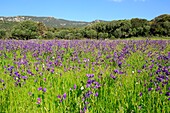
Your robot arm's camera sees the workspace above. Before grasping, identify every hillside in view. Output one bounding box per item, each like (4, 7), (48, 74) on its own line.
(0, 16), (91, 28)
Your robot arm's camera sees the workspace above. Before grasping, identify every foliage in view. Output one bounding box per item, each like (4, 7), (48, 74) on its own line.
(1, 14), (170, 40)
(0, 29), (6, 39)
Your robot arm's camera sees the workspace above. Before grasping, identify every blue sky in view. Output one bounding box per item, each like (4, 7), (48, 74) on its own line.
(0, 0), (170, 22)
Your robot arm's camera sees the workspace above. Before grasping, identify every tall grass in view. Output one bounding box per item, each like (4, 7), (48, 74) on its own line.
(0, 39), (170, 113)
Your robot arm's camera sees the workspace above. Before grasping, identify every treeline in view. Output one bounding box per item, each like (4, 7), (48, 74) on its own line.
(0, 14), (170, 40)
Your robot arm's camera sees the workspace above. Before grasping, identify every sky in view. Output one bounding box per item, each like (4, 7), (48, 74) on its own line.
(0, 0), (170, 22)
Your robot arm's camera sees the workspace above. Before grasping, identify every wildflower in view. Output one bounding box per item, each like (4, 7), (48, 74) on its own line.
(118, 61), (122, 68)
(155, 86), (161, 91)
(139, 92), (142, 96)
(137, 70), (141, 73)
(86, 74), (94, 78)
(74, 84), (77, 89)
(36, 67), (39, 71)
(38, 87), (42, 91)
(63, 93), (66, 99)
(148, 88), (152, 91)
(85, 101), (89, 105)
(85, 91), (92, 98)
(43, 88), (47, 93)
(114, 69), (119, 73)
(22, 76), (28, 80)
(165, 92), (170, 96)
(83, 106), (87, 112)
(57, 95), (61, 99)
(110, 74), (116, 79)
(81, 86), (84, 90)
(43, 78), (46, 82)
(94, 92), (99, 97)
(37, 98), (41, 104)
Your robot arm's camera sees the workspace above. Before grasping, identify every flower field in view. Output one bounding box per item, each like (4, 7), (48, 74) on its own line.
(0, 39), (170, 113)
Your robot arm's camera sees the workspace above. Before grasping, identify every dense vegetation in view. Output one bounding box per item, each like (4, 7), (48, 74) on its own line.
(0, 14), (170, 39)
(0, 39), (170, 112)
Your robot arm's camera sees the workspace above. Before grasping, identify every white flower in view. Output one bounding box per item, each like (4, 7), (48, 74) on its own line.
(132, 71), (135, 74)
(16, 77), (19, 80)
(80, 86), (84, 90)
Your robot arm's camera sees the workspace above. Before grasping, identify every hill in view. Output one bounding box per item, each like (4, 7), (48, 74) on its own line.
(0, 16), (92, 28)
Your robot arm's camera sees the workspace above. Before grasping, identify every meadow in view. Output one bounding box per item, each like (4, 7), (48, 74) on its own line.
(0, 39), (170, 113)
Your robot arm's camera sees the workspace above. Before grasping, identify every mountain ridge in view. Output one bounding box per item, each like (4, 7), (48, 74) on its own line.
(0, 16), (104, 28)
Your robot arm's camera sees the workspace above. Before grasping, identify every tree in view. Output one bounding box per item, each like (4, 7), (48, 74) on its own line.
(0, 29), (6, 39)
(98, 32), (108, 39)
(55, 30), (70, 39)
(11, 21), (39, 40)
(114, 28), (122, 38)
(150, 14), (170, 36)
(37, 22), (47, 37)
(85, 29), (97, 39)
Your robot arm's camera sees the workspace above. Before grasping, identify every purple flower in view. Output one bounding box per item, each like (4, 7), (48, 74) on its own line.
(60, 99), (63, 103)
(38, 87), (42, 91)
(22, 76), (28, 80)
(139, 92), (142, 96)
(148, 88), (152, 91)
(83, 106), (87, 111)
(37, 98), (41, 104)
(167, 52), (170, 59)
(86, 74), (94, 78)
(43, 78), (46, 82)
(86, 84), (91, 88)
(36, 67), (39, 71)
(82, 97), (85, 102)
(165, 92), (170, 96)
(85, 91), (92, 98)
(94, 92), (99, 97)
(119, 71), (124, 74)
(85, 101), (89, 105)
(0, 79), (4, 83)
(114, 69), (119, 73)
(43, 88), (47, 92)
(74, 84), (77, 89)
(63, 93), (66, 99)
(137, 70), (141, 73)
(110, 74), (116, 79)
(155, 86), (161, 91)
(118, 62), (122, 67)
(57, 95), (61, 99)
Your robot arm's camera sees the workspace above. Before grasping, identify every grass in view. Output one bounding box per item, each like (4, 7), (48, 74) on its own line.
(0, 39), (170, 113)
(122, 36), (170, 40)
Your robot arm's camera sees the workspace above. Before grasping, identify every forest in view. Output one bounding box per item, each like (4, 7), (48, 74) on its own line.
(0, 14), (170, 40)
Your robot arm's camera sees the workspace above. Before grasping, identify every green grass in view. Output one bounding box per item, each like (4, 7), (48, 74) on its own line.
(122, 36), (170, 40)
(0, 39), (170, 113)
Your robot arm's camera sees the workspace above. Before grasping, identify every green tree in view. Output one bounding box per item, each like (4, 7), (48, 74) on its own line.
(55, 30), (70, 39)
(98, 32), (108, 39)
(85, 29), (97, 39)
(114, 28), (122, 38)
(0, 29), (6, 39)
(11, 21), (39, 40)
(150, 14), (170, 36)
